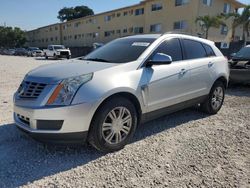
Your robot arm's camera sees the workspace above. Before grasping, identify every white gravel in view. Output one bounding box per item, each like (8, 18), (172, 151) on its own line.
(0, 55), (249, 188)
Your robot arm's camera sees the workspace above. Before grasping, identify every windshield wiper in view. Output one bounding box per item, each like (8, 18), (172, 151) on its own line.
(84, 58), (110, 62)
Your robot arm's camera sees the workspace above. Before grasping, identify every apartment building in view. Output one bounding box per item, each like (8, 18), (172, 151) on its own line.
(26, 0), (245, 48)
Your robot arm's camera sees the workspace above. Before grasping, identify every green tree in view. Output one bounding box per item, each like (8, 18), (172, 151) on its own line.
(0, 26), (26, 48)
(196, 15), (225, 39)
(57, 6), (94, 22)
(223, 5), (250, 42)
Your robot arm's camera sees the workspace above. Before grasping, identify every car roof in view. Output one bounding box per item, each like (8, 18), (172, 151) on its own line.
(123, 33), (214, 45)
(123, 34), (161, 39)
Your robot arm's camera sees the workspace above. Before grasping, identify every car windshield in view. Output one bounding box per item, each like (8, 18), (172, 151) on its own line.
(83, 37), (156, 63)
(54, 45), (66, 50)
(234, 47), (250, 59)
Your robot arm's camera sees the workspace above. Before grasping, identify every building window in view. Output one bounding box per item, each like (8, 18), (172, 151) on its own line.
(124, 11), (128, 16)
(123, 28), (128, 33)
(152, 3), (163, 11)
(223, 3), (231, 13)
(135, 8), (144, 16)
(74, 35), (77, 39)
(55, 37), (58, 41)
(63, 25), (66, 30)
(129, 27), (134, 33)
(50, 37), (53, 41)
(175, 0), (189, 6)
(117, 13), (121, 17)
(86, 33), (93, 37)
(74, 22), (81, 28)
(174, 20), (188, 30)
(203, 0), (212, 6)
(55, 26), (58, 30)
(104, 15), (112, 22)
(134, 27), (144, 34)
(221, 25), (228, 35)
(116, 29), (121, 34)
(150, 24), (162, 32)
(104, 30), (115, 37)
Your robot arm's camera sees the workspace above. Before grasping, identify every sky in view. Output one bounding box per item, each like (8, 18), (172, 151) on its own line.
(0, 0), (249, 31)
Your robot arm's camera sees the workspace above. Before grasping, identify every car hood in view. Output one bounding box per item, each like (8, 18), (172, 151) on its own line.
(25, 59), (119, 84)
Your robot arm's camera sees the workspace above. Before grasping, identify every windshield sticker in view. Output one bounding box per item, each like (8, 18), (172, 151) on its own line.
(132, 42), (150, 47)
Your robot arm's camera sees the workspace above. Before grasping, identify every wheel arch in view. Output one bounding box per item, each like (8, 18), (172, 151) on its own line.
(214, 76), (228, 89)
(90, 92), (143, 127)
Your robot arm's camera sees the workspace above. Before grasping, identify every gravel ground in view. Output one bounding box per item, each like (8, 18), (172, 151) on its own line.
(0, 55), (249, 188)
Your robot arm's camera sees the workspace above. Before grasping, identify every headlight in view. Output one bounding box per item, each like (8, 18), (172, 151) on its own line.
(47, 73), (93, 106)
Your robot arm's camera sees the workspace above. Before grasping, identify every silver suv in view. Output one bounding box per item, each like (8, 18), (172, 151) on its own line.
(14, 34), (229, 152)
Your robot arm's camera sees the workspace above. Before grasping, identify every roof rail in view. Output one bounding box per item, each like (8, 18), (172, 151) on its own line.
(162, 31), (196, 37)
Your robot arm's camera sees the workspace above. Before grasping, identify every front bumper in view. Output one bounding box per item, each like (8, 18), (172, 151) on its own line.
(14, 102), (95, 143)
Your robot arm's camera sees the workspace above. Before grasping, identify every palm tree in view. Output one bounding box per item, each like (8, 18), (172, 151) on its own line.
(196, 15), (225, 39)
(223, 5), (250, 43)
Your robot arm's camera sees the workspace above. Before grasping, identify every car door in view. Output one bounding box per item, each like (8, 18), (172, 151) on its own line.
(144, 38), (191, 113)
(181, 39), (214, 98)
(48, 46), (53, 56)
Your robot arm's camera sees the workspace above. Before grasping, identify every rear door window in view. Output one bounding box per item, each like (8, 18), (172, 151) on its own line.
(183, 39), (207, 60)
(202, 43), (216, 57)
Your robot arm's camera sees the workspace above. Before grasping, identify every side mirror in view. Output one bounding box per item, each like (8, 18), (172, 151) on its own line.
(146, 53), (172, 67)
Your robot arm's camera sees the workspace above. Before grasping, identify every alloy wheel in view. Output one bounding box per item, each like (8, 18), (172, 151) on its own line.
(102, 107), (132, 145)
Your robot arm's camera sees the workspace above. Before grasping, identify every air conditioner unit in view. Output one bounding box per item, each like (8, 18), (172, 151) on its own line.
(220, 42), (229, 49)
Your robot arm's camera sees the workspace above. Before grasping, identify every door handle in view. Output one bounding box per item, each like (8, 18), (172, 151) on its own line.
(208, 62), (214, 68)
(179, 69), (187, 75)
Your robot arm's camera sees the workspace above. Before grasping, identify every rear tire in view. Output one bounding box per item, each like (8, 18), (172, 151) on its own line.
(88, 97), (137, 152)
(45, 53), (48, 59)
(201, 81), (225, 114)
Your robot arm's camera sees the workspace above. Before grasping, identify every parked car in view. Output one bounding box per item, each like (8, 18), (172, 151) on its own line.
(14, 34), (229, 152)
(14, 48), (28, 56)
(229, 45), (250, 84)
(43, 45), (71, 59)
(3, 49), (15, 55)
(27, 47), (43, 57)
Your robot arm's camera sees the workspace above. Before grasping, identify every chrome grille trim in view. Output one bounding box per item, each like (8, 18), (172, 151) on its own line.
(17, 81), (46, 99)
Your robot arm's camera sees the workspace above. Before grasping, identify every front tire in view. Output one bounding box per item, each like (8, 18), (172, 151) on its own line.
(88, 97), (138, 152)
(201, 81), (225, 114)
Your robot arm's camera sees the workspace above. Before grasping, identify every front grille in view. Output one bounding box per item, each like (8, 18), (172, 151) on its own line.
(60, 51), (69, 56)
(17, 114), (30, 126)
(17, 81), (46, 99)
